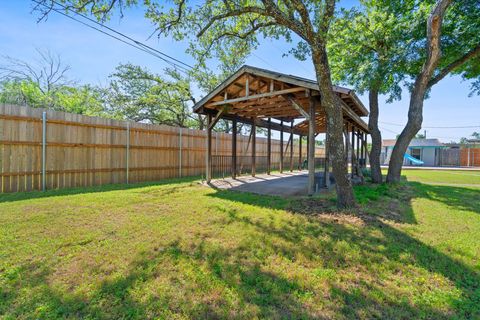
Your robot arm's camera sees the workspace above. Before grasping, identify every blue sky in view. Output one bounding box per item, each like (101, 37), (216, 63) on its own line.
(1, 0), (479, 142)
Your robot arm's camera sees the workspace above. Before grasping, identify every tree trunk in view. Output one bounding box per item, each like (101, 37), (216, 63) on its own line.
(387, 0), (452, 183)
(386, 101), (423, 183)
(197, 114), (205, 130)
(368, 89), (383, 183)
(312, 46), (356, 208)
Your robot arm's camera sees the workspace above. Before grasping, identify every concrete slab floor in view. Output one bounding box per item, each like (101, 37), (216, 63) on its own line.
(205, 171), (334, 197)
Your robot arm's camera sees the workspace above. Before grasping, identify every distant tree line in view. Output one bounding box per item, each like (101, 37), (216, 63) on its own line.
(0, 48), (249, 133)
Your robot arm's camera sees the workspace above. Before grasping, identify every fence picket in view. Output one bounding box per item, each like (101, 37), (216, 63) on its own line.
(0, 104), (328, 193)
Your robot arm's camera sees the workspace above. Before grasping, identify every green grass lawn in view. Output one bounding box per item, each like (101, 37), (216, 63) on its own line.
(386, 169), (480, 186)
(0, 170), (479, 319)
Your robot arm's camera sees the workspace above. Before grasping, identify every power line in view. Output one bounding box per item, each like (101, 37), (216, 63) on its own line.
(33, 0), (193, 73)
(379, 126), (400, 135)
(379, 126), (471, 141)
(379, 121), (405, 126)
(268, 41), (316, 79)
(379, 121), (480, 129)
(251, 52), (277, 70)
(50, 0), (194, 70)
(424, 125), (479, 129)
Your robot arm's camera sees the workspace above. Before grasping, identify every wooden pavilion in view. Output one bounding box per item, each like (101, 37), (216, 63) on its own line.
(194, 65), (369, 195)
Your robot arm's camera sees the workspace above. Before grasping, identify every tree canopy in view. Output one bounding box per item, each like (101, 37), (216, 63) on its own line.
(105, 63), (199, 128)
(0, 49), (107, 116)
(0, 48), (248, 131)
(324, 0), (480, 183)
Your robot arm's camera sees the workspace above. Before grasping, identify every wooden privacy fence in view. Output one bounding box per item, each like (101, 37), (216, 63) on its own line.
(0, 104), (324, 193)
(438, 148), (480, 167)
(438, 148), (460, 166)
(460, 148), (480, 167)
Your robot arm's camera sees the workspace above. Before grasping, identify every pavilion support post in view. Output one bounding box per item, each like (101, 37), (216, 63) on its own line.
(267, 118), (271, 174)
(364, 133), (369, 168)
(360, 131), (365, 168)
(298, 135), (302, 170)
(308, 96), (316, 195)
(206, 114), (212, 183)
(251, 120), (256, 177)
(324, 130), (330, 188)
(356, 128), (361, 171)
(364, 133), (369, 167)
(306, 135), (309, 160)
(290, 122), (294, 172)
(365, 133), (368, 168)
(363, 132), (368, 168)
(345, 123), (349, 163)
(232, 119), (237, 179)
(351, 125), (355, 178)
(280, 120), (284, 173)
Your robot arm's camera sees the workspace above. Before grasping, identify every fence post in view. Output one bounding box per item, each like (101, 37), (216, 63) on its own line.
(42, 111), (47, 191)
(126, 122), (130, 184)
(179, 127), (182, 177)
(467, 148), (470, 167)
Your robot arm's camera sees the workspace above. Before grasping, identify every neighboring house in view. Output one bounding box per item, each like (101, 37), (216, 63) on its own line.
(466, 138), (480, 147)
(381, 138), (445, 166)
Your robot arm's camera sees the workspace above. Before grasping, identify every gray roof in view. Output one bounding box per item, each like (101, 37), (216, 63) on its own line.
(383, 138), (445, 148)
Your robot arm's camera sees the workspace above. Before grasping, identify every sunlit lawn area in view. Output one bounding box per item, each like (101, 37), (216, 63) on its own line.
(0, 170), (479, 319)
(394, 168), (480, 185)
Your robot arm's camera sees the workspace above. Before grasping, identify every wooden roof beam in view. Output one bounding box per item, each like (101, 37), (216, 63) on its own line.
(231, 103), (301, 117)
(209, 113), (302, 135)
(232, 108), (302, 118)
(206, 87), (306, 107)
(228, 95), (286, 109)
(338, 98), (369, 132)
(282, 94), (310, 120)
(208, 107), (227, 130)
(222, 94), (310, 113)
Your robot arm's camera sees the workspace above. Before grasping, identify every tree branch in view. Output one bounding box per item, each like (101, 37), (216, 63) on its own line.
(288, 0), (315, 39)
(411, 0), (452, 99)
(197, 5), (269, 37)
(427, 43), (480, 89)
(261, 0), (308, 40)
(319, 0), (336, 38)
(198, 1), (308, 42)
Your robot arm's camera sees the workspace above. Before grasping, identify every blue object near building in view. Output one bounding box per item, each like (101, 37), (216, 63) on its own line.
(381, 138), (446, 166)
(404, 153), (424, 165)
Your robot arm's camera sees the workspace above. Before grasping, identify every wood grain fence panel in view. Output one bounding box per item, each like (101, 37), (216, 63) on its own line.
(1, 104), (327, 193)
(460, 148), (480, 167)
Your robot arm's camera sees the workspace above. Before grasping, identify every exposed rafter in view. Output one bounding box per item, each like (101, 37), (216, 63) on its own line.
(206, 87), (306, 107)
(282, 94), (310, 119)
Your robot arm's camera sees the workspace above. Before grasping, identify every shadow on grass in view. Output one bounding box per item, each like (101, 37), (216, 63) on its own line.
(409, 182), (480, 215)
(0, 176), (200, 204)
(3, 206), (478, 318)
(204, 181), (480, 318)
(0, 241), (322, 319)
(2, 177), (479, 318)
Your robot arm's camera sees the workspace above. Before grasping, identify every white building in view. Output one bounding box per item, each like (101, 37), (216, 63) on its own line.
(381, 138), (445, 166)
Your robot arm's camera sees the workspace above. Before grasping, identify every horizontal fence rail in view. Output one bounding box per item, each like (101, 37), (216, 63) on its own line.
(0, 104), (326, 193)
(437, 148), (480, 167)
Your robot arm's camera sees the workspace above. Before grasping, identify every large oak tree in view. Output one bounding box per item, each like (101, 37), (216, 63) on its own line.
(387, 0), (480, 182)
(327, 0), (480, 183)
(37, 0), (359, 207)
(327, 0), (414, 183)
